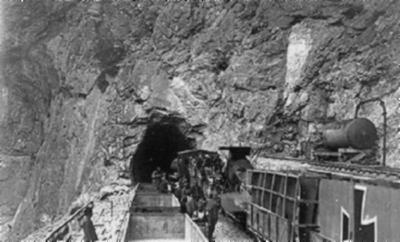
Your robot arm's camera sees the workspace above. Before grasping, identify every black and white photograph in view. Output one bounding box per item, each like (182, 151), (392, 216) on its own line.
(0, 0), (399, 241)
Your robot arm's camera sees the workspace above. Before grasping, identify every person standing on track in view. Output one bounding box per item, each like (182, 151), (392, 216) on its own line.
(185, 192), (197, 217)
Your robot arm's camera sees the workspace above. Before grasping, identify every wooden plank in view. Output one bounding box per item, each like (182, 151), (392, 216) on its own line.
(252, 206), (258, 233)
(258, 172), (264, 187)
(258, 209), (264, 235)
(263, 212), (270, 241)
(250, 185), (318, 204)
(270, 213), (277, 241)
(291, 178), (300, 242)
(259, 173), (266, 237)
(277, 217), (289, 242)
(282, 173), (288, 220)
(269, 174), (276, 211)
(247, 169), (304, 179)
(260, 173), (266, 215)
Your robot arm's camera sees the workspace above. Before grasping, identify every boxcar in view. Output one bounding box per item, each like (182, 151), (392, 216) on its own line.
(310, 167), (400, 242)
(246, 167), (400, 242)
(246, 169), (320, 242)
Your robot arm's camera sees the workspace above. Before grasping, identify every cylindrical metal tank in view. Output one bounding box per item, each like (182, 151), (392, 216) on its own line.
(322, 118), (378, 149)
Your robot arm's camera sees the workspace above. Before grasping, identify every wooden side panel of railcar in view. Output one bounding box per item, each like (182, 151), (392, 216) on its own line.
(246, 170), (319, 242)
(318, 179), (353, 242)
(318, 179), (400, 242)
(359, 184), (400, 242)
(124, 183), (207, 242)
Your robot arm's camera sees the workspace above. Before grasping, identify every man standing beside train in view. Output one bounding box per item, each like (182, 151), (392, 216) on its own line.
(206, 193), (220, 242)
(151, 166), (162, 189)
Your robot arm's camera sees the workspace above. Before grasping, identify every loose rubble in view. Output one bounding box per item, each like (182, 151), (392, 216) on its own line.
(214, 216), (253, 242)
(75, 178), (134, 242)
(22, 178), (134, 242)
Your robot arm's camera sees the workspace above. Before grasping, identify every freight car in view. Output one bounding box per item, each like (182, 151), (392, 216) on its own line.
(120, 183), (207, 242)
(171, 147), (253, 193)
(170, 149), (224, 193)
(246, 164), (400, 242)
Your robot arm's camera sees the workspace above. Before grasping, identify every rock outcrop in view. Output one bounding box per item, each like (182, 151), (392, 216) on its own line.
(1, 0), (400, 240)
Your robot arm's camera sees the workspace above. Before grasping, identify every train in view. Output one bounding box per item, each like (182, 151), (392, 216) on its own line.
(41, 115), (393, 242)
(119, 183), (207, 242)
(169, 115), (399, 242)
(170, 147), (254, 193)
(228, 116), (400, 242)
(39, 182), (208, 242)
(170, 149), (225, 191)
(246, 163), (400, 242)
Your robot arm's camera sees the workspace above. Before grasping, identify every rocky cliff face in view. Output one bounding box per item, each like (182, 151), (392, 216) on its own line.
(1, 0), (400, 240)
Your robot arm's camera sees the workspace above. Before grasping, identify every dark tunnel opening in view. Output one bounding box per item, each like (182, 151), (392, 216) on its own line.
(130, 122), (194, 183)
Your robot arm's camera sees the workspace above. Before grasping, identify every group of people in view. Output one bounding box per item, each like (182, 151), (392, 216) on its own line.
(151, 166), (221, 242)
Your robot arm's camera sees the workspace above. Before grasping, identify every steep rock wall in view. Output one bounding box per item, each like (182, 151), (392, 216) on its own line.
(0, 0), (400, 240)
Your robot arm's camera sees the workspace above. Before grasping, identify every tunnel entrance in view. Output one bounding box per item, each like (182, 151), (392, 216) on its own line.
(130, 119), (194, 183)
